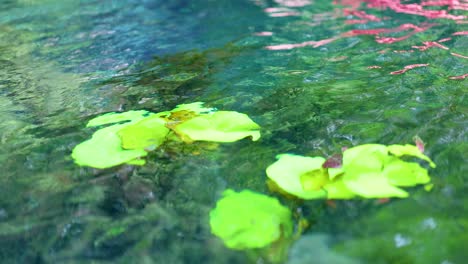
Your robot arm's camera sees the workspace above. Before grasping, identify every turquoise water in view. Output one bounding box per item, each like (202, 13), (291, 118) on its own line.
(0, 0), (467, 263)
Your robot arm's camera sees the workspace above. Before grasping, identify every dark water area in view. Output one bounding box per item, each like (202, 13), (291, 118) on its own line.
(0, 0), (467, 263)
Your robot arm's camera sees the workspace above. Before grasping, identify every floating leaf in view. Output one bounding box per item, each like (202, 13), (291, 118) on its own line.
(86, 110), (151, 127)
(126, 159), (147, 166)
(266, 154), (327, 199)
(72, 102), (261, 168)
(173, 111), (261, 143)
(342, 144), (388, 172)
(209, 189), (292, 250)
(342, 172), (408, 198)
(328, 167), (345, 180)
(383, 157), (430, 186)
(71, 124), (147, 169)
(71, 111), (151, 168)
(387, 144), (436, 168)
(266, 143), (435, 200)
(300, 168), (329, 191)
(322, 178), (356, 199)
(118, 116), (170, 150)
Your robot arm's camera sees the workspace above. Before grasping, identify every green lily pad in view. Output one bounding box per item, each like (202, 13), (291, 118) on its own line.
(72, 102), (261, 169)
(342, 144), (388, 172)
(322, 178), (356, 199)
(118, 116), (170, 150)
(126, 159), (147, 166)
(266, 154), (327, 199)
(173, 111), (261, 143)
(383, 157), (431, 186)
(300, 168), (329, 192)
(266, 143), (435, 200)
(86, 110), (151, 127)
(387, 144), (436, 168)
(71, 124), (147, 169)
(342, 171), (409, 198)
(71, 111), (151, 168)
(328, 167), (345, 180)
(209, 189), (292, 250)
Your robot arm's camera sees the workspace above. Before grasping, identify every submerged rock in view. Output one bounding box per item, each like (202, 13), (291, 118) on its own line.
(123, 177), (156, 208)
(287, 233), (361, 264)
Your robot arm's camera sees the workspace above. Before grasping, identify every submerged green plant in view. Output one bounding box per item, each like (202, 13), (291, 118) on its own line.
(71, 102), (261, 168)
(266, 144), (436, 199)
(209, 189), (293, 250)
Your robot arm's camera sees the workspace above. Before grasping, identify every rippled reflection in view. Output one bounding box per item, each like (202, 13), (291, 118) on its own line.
(0, 0), (467, 263)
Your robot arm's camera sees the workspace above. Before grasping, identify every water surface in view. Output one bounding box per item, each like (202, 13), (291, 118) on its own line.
(0, 0), (467, 263)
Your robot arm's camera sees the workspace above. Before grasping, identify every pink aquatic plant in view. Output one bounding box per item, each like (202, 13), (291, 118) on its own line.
(262, 0), (467, 79)
(449, 73), (468, 79)
(274, 0), (312, 7)
(390, 64), (430, 75)
(412, 41), (449, 51)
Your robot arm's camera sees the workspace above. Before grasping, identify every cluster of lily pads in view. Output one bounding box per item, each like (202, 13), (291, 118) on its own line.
(208, 144), (436, 255)
(71, 102), (437, 259)
(72, 102), (260, 169)
(266, 143), (436, 200)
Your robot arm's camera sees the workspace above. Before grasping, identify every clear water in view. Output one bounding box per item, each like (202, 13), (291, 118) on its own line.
(0, 0), (466, 263)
